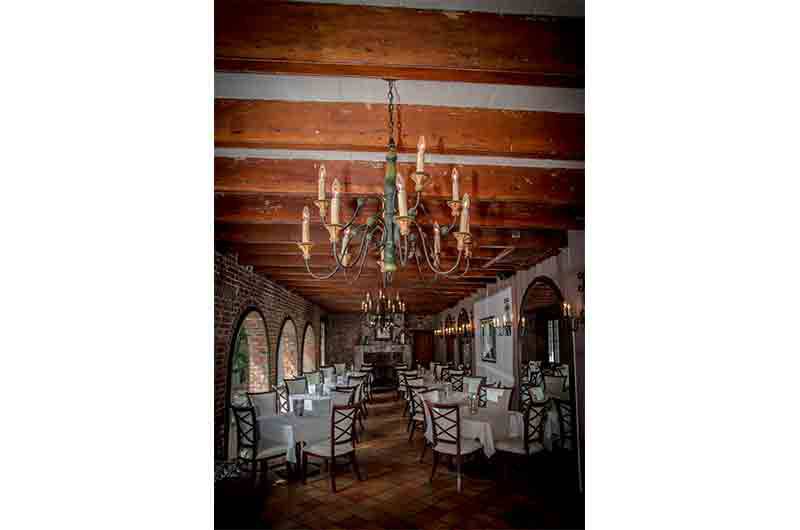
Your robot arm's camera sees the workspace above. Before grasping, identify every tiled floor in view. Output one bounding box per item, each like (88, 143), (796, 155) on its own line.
(216, 391), (584, 529)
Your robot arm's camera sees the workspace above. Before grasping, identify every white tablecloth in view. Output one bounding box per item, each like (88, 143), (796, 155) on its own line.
(257, 415), (330, 463)
(288, 393), (332, 416)
(423, 403), (523, 459)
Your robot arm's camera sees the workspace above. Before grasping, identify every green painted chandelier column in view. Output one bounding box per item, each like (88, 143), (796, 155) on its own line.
(382, 146), (398, 272)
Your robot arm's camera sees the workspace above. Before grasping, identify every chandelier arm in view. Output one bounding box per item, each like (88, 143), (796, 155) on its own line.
(302, 256), (344, 280)
(454, 255), (472, 278)
(331, 224), (370, 271)
(410, 219), (464, 275)
(345, 225), (375, 284)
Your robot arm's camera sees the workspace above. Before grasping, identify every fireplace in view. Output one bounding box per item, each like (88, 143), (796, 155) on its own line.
(354, 343), (412, 387)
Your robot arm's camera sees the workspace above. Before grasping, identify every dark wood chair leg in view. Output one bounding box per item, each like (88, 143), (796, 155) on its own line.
(408, 420), (417, 443)
(430, 451), (439, 483)
(330, 456), (337, 493)
(456, 455), (463, 493)
(302, 453), (308, 485)
(420, 439), (428, 463)
(350, 452), (363, 481)
(285, 460), (291, 480)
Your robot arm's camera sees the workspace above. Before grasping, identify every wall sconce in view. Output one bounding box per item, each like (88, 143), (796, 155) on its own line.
(518, 315), (528, 337)
(493, 298), (513, 336)
(563, 271), (585, 332)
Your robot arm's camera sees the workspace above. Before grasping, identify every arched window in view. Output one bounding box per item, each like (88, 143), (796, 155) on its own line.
(226, 308), (270, 458)
(302, 323), (317, 372)
(276, 317), (299, 383)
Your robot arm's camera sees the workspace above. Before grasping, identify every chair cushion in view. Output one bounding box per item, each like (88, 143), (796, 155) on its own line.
(495, 437), (545, 456)
(433, 437), (483, 456)
(304, 440), (355, 457)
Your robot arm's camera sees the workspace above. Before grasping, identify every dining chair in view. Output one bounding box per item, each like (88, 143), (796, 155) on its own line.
(347, 374), (368, 431)
(552, 398), (576, 452)
(495, 400), (548, 479)
(487, 385), (515, 411)
(463, 375), (485, 396)
(302, 403), (364, 493)
(285, 376), (308, 396)
(428, 403), (483, 493)
(231, 405), (289, 486)
(447, 370), (465, 392)
(519, 382), (546, 412)
(418, 389), (439, 463)
(320, 365), (336, 385)
(275, 384), (290, 414)
(303, 370), (322, 387)
(407, 384), (429, 443)
(403, 376), (424, 418)
(331, 386), (356, 407)
(544, 375), (568, 398)
(246, 389), (278, 418)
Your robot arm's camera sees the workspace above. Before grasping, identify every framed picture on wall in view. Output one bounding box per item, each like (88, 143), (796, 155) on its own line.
(480, 317), (496, 363)
(375, 326), (392, 341)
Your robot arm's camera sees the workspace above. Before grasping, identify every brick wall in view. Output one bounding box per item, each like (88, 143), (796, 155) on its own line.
(325, 312), (434, 365)
(215, 251), (323, 458)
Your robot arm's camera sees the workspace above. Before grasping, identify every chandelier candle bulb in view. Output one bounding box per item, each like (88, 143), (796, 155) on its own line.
(396, 177), (408, 217)
(459, 193), (471, 234)
(330, 178), (341, 226)
(451, 167), (460, 202)
(318, 164), (326, 201)
(301, 206), (311, 244)
(416, 136), (426, 173)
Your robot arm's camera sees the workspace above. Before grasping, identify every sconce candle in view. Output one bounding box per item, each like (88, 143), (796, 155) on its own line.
(451, 167), (460, 202)
(459, 193), (471, 234)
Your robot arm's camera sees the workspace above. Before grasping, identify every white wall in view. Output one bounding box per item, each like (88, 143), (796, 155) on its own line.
(473, 287), (515, 386)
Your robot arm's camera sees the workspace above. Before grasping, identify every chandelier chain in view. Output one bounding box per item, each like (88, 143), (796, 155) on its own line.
(386, 79), (396, 147)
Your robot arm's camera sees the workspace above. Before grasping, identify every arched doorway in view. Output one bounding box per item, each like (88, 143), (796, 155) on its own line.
(226, 307), (271, 458)
(302, 323), (317, 372)
(519, 276), (571, 369)
(277, 317), (299, 383)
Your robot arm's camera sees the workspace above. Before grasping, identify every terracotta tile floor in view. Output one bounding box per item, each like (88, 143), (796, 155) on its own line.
(216, 391), (584, 529)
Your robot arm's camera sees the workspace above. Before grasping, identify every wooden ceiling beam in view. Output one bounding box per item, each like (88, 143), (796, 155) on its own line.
(214, 195), (583, 231)
(216, 223), (568, 250)
(239, 254), (514, 271)
(215, 158), (584, 207)
(215, 100), (584, 160)
(215, 2), (583, 88)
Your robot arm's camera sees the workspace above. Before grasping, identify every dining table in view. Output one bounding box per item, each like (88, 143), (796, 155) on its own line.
(422, 390), (524, 458)
(256, 413), (330, 464)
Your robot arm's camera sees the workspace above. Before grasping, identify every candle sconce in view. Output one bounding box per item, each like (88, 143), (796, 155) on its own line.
(562, 271), (585, 332)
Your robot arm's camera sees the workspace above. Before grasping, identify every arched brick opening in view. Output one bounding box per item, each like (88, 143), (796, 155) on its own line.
(302, 323), (317, 372)
(277, 317), (299, 382)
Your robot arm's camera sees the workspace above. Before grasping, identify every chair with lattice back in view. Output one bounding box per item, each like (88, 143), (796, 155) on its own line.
(331, 386), (356, 407)
(407, 384), (429, 443)
(303, 371), (322, 387)
(496, 400), (548, 478)
(488, 385), (515, 411)
(447, 370), (465, 392)
(347, 374), (368, 432)
(302, 403), (364, 493)
(230, 405), (289, 486)
(402, 376), (423, 419)
(428, 403), (483, 493)
(284, 376), (308, 396)
(275, 384), (290, 415)
(246, 390), (278, 418)
(552, 398), (576, 452)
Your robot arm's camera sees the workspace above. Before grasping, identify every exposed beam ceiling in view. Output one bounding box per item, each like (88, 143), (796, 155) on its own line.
(216, 1), (584, 87)
(215, 1), (584, 313)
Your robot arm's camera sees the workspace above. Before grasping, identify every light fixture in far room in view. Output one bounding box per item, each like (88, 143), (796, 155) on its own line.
(563, 271), (585, 332)
(491, 298), (513, 336)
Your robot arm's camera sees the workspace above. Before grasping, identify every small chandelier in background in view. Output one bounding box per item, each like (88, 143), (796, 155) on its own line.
(362, 289), (405, 330)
